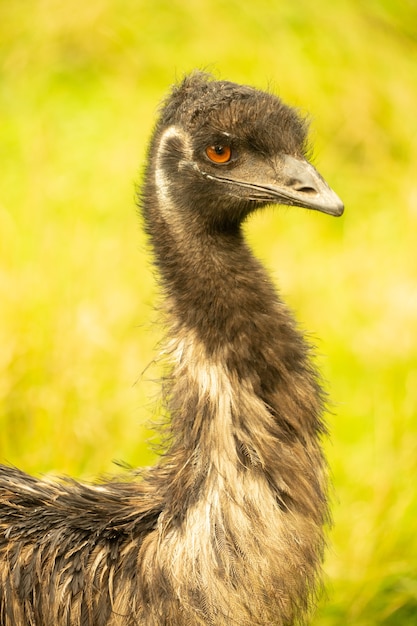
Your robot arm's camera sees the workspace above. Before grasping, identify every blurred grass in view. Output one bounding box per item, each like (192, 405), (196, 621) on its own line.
(1, 0), (417, 623)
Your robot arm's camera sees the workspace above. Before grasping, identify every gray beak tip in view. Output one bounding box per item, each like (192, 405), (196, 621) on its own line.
(321, 193), (344, 217)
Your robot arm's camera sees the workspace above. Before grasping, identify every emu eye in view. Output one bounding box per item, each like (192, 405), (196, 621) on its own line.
(205, 145), (232, 164)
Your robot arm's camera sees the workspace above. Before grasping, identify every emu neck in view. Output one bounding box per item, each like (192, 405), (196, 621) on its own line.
(145, 207), (326, 517)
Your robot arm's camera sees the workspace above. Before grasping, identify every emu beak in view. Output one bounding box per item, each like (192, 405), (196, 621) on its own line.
(272, 155), (344, 217)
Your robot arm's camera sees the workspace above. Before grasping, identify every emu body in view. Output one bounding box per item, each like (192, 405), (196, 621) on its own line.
(0, 73), (343, 625)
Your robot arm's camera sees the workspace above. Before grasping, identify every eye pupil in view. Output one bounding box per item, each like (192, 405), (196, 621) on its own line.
(205, 144), (232, 164)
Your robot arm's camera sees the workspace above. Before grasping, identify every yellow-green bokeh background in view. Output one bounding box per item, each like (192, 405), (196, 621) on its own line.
(1, 1), (416, 623)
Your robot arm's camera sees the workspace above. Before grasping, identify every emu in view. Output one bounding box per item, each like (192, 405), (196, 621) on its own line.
(0, 72), (343, 626)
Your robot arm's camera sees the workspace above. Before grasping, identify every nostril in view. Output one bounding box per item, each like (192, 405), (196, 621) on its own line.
(295, 185), (317, 194)
(290, 181), (317, 194)
(285, 173), (318, 195)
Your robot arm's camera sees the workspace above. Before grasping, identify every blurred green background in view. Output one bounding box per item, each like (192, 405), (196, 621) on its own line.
(1, 0), (416, 623)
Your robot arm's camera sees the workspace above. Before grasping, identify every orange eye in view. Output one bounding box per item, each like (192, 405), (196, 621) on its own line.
(205, 145), (232, 164)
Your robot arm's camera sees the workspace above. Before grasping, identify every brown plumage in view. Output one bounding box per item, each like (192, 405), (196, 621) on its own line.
(0, 72), (343, 625)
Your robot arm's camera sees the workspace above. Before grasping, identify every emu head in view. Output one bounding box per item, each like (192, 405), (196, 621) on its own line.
(144, 72), (343, 233)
